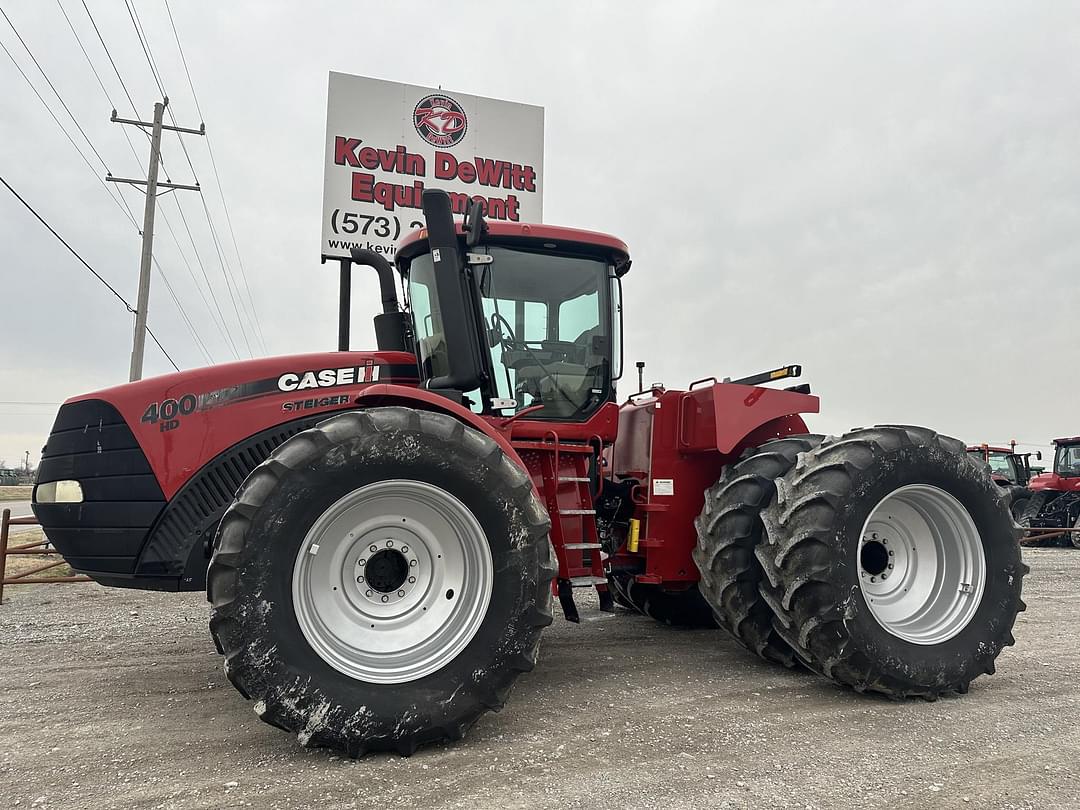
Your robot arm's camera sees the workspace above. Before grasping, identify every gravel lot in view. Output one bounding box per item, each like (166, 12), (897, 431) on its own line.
(0, 548), (1077, 810)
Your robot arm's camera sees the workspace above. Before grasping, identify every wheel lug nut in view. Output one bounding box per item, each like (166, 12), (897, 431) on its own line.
(410, 560), (417, 567)
(369, 545), (377, 553)
(381, 595), (389, 603)
(397, 590), (405, 597)
(365, 589), (373, 597)
(888, 551), (894, 557)
(870, 576), (877, 583)
(888, 563), (893, 569)
(408, 576), (416, 583)
(356, 576), (364, 583)
(401, 546), (409, 553)
(386, 539), (394, 547)
(359, 559), (366, 566)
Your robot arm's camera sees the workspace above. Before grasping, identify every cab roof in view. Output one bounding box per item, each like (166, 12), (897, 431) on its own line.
(1053, 437), (1080, 446)
(395, 221), (631, 275)
(968, 445), (1014, 454)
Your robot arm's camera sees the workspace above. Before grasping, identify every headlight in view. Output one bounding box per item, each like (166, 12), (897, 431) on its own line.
(34, 480), (84, 503)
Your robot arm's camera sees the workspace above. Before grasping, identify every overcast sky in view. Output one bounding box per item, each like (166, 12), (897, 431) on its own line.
(2, 1), (1079, 466)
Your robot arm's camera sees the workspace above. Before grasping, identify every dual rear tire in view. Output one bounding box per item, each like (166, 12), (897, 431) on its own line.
(694, 426), (1027, 697)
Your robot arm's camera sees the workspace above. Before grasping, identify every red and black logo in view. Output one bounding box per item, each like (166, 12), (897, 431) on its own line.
(413, 93), (468, 148)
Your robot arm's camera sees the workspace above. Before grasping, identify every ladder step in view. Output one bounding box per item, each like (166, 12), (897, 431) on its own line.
(563, 543), (602, 550)
(569, 576), (607, 587)
(558, 476), (590, 483)
(560, 509), (596, 516)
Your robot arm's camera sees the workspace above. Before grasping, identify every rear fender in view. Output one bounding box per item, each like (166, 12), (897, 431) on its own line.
(678, 382), (820, 454)
(354, 384), (529, 474)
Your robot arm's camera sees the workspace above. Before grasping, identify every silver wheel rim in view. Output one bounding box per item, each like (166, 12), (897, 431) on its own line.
(857, 484), (986, 645)
(291, 479), (493, 684)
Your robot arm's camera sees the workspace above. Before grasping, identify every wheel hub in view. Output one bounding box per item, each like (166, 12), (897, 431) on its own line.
(357, 543), (418, 604)
(857, 484), (986, 645)
(292, 479), (493, 684)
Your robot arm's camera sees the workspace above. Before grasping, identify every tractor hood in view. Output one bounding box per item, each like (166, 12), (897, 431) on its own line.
(31, 350), (418, 589)
(43, 350), (418, 500)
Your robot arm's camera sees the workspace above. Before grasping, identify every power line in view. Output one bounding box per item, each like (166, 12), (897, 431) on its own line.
(122, 0), (164, 98)
(57, 0), (150, 181)
(0, 31), (140, 231)
(55, 1), (112, 112)
(157, 206), (239, 357)
(0, 177), (182, 373)
(56, 0), (212, 365)
(145, 324), (179, 372)
(0, 176), (130, 309)
(0, 6), (111, 173)
(0, 174), (178, 372)
(163, 0), (201, 118)
(110, 0), (255, 362)
(121, 0), (200, 185)
(163, 0), (266, 354)
(81, 0), (139, 116)
(153, 255), (213, 365)
(199, 192), (254, 358)
(170, 193), (243, 358)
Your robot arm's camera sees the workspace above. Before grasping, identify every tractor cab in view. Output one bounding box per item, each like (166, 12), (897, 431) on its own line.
(965, 445), (1033, 487)
(1053, 438), (1080, 479)
(394, 190), (630, 420)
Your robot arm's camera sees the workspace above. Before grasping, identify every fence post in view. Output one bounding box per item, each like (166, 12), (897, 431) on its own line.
(0, 508), (10, 605)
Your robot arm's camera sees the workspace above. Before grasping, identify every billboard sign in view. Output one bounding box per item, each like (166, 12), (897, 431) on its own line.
(321, 72), (544, 260)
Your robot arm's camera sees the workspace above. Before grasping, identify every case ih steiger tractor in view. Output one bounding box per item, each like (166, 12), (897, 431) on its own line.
(1018, 437), (1080, 547)
(33, 191), (1026, 756)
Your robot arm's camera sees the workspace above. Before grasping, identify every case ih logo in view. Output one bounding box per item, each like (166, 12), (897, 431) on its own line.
(413, 94), (467, 148)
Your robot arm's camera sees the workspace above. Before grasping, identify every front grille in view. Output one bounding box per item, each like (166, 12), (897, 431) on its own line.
(33, 399), (166, 577)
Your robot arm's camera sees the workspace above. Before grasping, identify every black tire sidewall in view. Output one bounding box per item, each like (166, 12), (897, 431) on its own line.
(834, 443), (1021, 684)
(233, 420), (542, 722)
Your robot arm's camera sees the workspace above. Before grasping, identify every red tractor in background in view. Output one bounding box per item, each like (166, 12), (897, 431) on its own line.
(965, 443), (1039, 519)
(32, 191), (1026, 756)
(1018, 437), (1080, 547)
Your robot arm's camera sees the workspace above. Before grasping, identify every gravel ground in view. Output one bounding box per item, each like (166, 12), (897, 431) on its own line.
(0, 548), (1077, 810)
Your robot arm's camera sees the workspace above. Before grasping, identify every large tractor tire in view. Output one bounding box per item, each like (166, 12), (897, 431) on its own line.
(757, 426), (1027, 698)
(1010, 492), (1062, 548)
(607, 568), (717, 627)
(1018, 491), (1053, 530)
(207, 407), (554, 756)
(693, 434), (823, 666)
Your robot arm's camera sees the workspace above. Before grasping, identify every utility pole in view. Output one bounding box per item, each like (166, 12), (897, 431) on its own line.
(107, 98), (203, 381)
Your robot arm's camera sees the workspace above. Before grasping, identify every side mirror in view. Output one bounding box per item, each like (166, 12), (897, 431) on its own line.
(1036, 451), (1043, 461)
(463, 199), (488, 247)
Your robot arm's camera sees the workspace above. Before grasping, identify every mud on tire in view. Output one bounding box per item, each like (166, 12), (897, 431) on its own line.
(693, 435), (823, 666)
(757, 426), (1027, 698)
(207, 407), (555, 756)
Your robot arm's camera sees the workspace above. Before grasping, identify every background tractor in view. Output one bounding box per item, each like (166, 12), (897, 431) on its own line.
(1018, 437), (1080, 548)
(32, 190), (1026, 756)
(965, 443), (1039, 518)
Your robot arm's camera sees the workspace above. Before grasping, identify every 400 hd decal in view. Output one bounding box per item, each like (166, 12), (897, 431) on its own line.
(141, 395), (198, 432)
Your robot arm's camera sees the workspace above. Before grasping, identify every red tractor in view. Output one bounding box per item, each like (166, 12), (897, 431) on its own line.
(1018, 437), (1080, 547)
(32, 191), (1026, 756)
(965, 443), (1038, 519)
